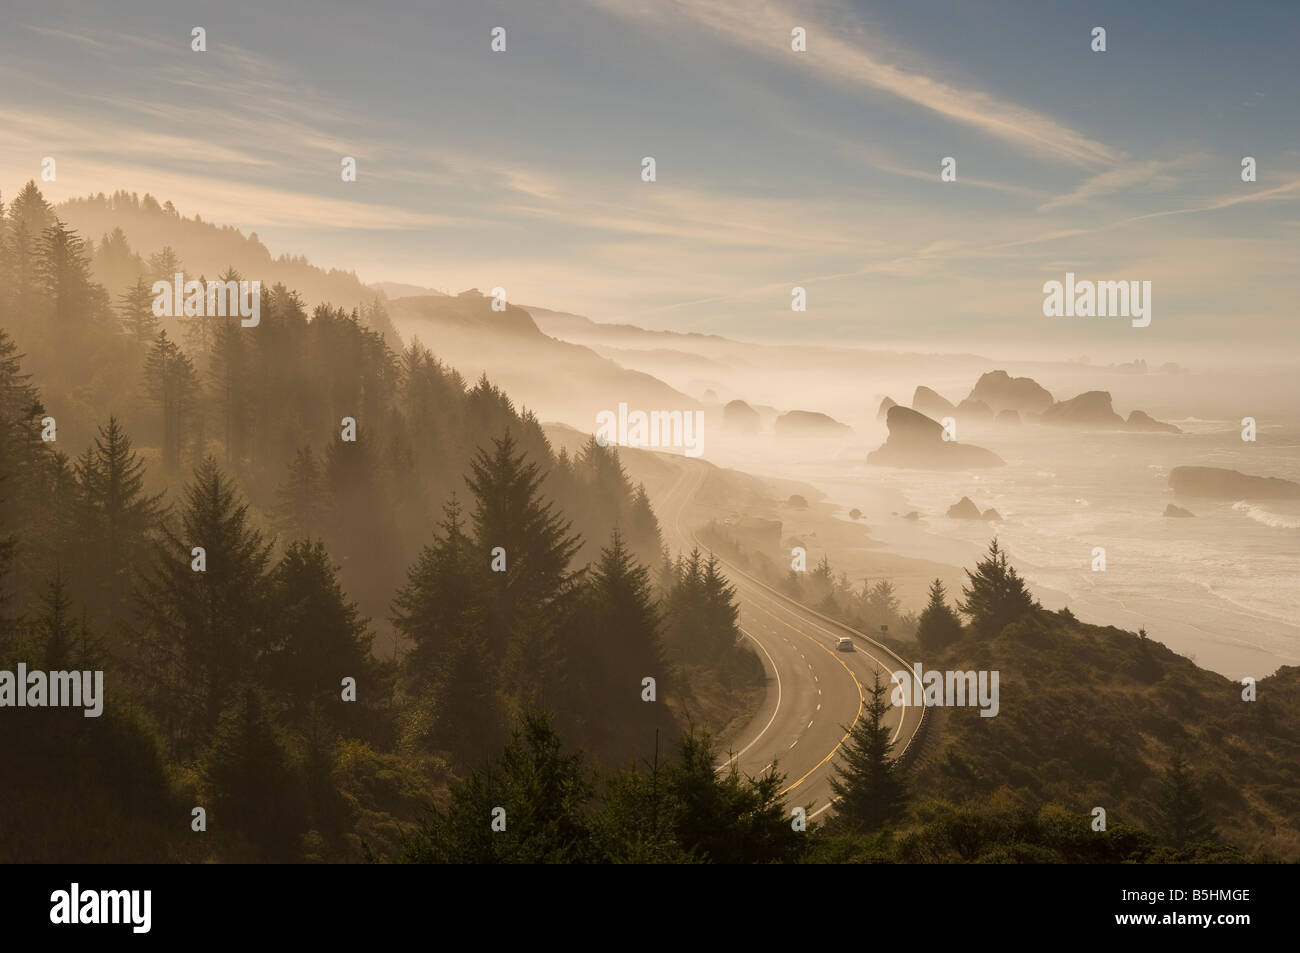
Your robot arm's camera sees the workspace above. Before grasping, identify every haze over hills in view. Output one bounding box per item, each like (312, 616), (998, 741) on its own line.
(6, 0), (1300, 882)
(31, 186), (1300, 680)
(386, 290), (701, 430)
(370, 281), (448, 300)
(3, 177), (1298, 869)
(57, 192), (392, 324)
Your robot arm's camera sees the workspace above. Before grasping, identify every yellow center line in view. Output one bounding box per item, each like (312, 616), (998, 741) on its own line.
(739, 594), (864, 796)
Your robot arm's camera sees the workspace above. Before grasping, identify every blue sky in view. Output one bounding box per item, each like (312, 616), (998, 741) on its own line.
(3, 0), (1297, 360)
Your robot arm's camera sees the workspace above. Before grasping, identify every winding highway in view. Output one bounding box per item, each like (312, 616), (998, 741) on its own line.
(657, 459), (926, 818)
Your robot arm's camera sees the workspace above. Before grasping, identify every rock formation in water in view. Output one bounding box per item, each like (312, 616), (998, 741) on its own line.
(966, 370), (1054, 415)
(775, 409), (853, 438)
(1041, 391), (1126, 428)
(1169, 466), (1300, 500)
(723, 399), (761, 433)
(911, 385), (956, 420)
(868, 406), (1004, 469)
(947, 496), (982, 519)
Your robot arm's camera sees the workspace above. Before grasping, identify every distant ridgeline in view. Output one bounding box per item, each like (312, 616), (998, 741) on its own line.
(0, 180), (760, 863)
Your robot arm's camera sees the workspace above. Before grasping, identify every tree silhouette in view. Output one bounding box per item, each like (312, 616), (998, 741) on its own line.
(829, 671), (908, 832)
(917, 578), (964, 652)
(958, 538), (1037, 637)
(143, 331), (198, 472)
(1153, 752), (1216, 849)
(137, 458), (272, 754)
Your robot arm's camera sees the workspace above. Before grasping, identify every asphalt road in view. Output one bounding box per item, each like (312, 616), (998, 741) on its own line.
(657, 459), (925, 819)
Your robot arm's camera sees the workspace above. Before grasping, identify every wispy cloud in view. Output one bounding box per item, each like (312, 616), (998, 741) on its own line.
(587, 0), (1121, 167)
(1037, 158), (1188, 212)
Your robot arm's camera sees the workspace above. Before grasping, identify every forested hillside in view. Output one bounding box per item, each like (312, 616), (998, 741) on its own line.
(57, 189), (399, 342)
(0, 181), (759, 862)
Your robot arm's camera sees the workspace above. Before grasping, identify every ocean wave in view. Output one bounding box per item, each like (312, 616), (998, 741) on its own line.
(1232, 501), (1300, 530)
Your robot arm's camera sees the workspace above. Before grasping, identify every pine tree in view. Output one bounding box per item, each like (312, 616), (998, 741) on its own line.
(1153, 752), (1216, 849)
(865, 579), (900, 627)
(38, 220), (100, 327)
(210, 319), (251, 466)
(33, 570), (77, 670)
(73, 417), (165, 634)
(8, 181), (52, 236)
(265, 539), (374, 730)
(571, 528), (673, 754)
(393, 493), (478, 683)
(0, 330), (62, 614)
(662, 548), (710, 662)
(200, 686), (305, 860)
(916, 578), (964, 652)
(146, 246), (181, 283)
(957, 537), (1037, 637)
(143, 331), (198, 472)
(429, 631), (502, 767)
(828, 671), (908, 832)
(401, 713), (596, 864)
(392, 493), (502, 761)
(4, 183), (52, 326)
(273, 446), (328, 540)
(699, 553), (741, 659)
(117, 277), (158, 344)
(666, 730), (806, 863)
(627, 483), (662, 565)
(137, 458), (272, 754)
(465, 430), (581, 703)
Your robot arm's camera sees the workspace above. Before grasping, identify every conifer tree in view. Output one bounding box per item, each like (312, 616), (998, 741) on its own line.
(38, 220), (100, 327)
(627, 483), (662, 564)
(465, 430), (581, 703)
(1153, 752), (1216, 849)
(4, 182), (51, 324)
(200, 686), (305, 861)
(273, 446), (327, 541)
(828, 671), (908, 832)
(699, 553), (741, 659)
(33, 570), (76, 670)
(916, 578), (964, 652)
(958, 537), (1037, 637)
(143, 331), (198, 472)
(265, 539), (374, 730)
(73, 417), (164, 633)
(666, 730), (806, 863)
(138, 458), (272, 754)
(118, 276), (158, 344)
(572, 529), (672, 749)
(401, 713), (595, 864)
(146, 246), (181, 283)
(393, 493), (478, 684)
(210, 319), (251, 465)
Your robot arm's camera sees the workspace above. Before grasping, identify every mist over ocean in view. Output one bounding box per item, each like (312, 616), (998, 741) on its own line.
(837, 421), (1300, 680)
(701, 385), (1300, 681)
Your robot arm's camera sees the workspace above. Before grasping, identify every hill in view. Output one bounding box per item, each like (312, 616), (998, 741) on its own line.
(55, 190), (400, 343)
(389, 291), (700, 431)
(910, 610), (1299, 858)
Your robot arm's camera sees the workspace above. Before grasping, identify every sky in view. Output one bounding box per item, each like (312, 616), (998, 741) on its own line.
(2, 0), (1298, 362)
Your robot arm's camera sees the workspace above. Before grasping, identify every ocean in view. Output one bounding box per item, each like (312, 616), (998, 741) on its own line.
(712, 419), (1300, 680)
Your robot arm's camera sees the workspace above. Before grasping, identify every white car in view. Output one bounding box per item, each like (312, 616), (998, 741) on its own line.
(836, 637), (854, 652)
